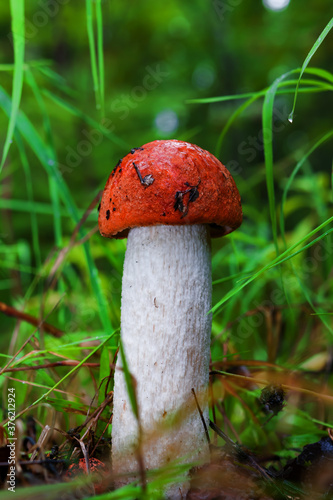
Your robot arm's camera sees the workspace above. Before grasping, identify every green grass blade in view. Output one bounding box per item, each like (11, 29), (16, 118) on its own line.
(280, 129), (333, 248)
(86, 0), (101, 111)
(289, 259), (333, 337)
(289, 18), (333, 122)
(211, 215), (333, 315)
(119, 339), (139, 420)
(0, 198), (72, 217)
(214, 81), (296, 157)
(25, 69), (63, 323)
(43, 89), (129, 149)
(187, 73), (331, 158)
(15, 133), (41, 268)
(96, 0), (105, 116)
(25, 69), (62, 246)
(25, 69), (54, 146)
(212, 271), (249, 285)
(303, 67), (333, 84)
(48, 177), (62, 247)
(0, 481), (105, 500)
(215, 93), (261, 157)
(98, 346), (110, 405)
(262, 69), (297, 255)
(273, 228), (333, 268)
(3, 331), (117, 423)
(0, 0), (25, 173)
(0, 59), (52, 72)
(36, 65), (78, 98)
(187, 90), (264, 104)
(187, 75), (332, 105)
(0, 85), (113, 335)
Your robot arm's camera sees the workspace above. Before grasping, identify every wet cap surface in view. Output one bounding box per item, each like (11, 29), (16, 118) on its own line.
(98, 140), (242, 239)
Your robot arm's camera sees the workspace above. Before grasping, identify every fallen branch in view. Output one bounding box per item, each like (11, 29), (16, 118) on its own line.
(1, 360), (100, 373)
(0, 301), (64, 337)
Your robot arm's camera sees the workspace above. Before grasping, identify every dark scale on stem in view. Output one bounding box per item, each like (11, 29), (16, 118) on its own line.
(97, 203), (101, 212)
(106, 210), (110, 220)
(113, 207), (116, 212)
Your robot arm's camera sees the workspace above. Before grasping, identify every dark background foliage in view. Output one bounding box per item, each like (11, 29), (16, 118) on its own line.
(0, 2), (332, 492)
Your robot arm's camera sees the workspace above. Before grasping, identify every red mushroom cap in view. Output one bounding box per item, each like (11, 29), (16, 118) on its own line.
(98, 140), (242, 239)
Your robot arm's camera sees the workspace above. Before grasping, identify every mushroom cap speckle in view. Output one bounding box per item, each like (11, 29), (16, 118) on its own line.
(98, 140), (242, 238)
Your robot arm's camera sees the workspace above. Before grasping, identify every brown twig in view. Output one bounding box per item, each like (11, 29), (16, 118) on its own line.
(5, 376), (85, 398)
(211, 302), (327, 345)
(0, 295), (66, 377)
(210, 370), (333, 403)
(216, 401), (242, 444)
(222, 379), (259, 425)
(90, 412), (113, 456)
(71, 392), (113, 434)
(46, 190), (103, 290)
(0, 301), (64, 337)
(212, 359), (281, 369)
(209, 420), (272, 482)
(192, 387), (210, 445)
(1, 361), (100, 373)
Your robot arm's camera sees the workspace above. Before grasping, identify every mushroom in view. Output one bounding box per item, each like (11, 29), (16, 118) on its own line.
(98, 140), (242, 498)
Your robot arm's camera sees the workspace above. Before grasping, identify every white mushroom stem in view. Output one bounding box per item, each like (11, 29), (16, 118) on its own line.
(112, 225), (212, 498)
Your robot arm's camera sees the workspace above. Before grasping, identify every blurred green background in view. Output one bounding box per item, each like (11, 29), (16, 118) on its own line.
(1, 1), (332, 207)
(1, 0), (332, 357)
(0, 0), (332, 319)
(0, 0), (332, 472)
